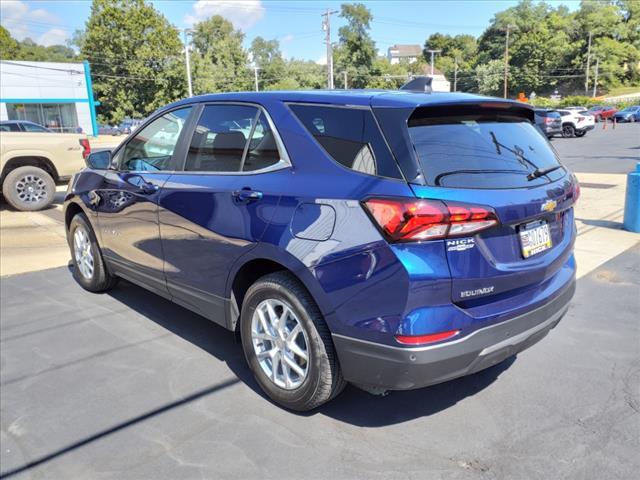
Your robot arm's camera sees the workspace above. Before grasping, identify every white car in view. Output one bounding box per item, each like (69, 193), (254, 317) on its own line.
(555, 109), (596, 138)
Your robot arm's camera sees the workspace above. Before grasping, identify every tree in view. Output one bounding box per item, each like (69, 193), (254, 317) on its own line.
(249, 36), (285, 90)
(0, 26), (20, 58)
(75, 0), (185, 124)
(334, 3), (376, 88)
(476, 59), (506, 95)
(423, 33), (478, 91)
(190, 15), (250, 94)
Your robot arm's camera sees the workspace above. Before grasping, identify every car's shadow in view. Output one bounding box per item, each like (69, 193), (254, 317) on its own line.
(105, 278), (514, 427)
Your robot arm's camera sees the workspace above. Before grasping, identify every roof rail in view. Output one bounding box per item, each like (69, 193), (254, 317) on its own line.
(400, 76), (432, 93)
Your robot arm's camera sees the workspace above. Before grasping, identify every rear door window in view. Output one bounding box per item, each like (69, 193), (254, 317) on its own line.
(185, 105), (283, 173)
(288, 104), (402, 179)
(408, 112), (565, 189)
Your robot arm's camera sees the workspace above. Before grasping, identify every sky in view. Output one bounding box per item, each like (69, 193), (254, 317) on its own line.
(1, 0), (581, 63)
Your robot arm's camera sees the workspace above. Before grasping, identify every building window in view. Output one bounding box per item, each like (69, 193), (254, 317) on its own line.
(5, 103), (79, 133)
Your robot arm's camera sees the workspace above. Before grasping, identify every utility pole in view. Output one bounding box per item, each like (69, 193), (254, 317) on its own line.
(503, 24), (516, 99)
(343, 71), (348, 89)
(592, 57), (599, 98)
(321, 9), (338, 89)
(426, 49), (442, 76)
(584, 31), (592, 94)
(253, 65), (260, 92)
(183, 29), (193, 97)
(453, 57), (458, 92)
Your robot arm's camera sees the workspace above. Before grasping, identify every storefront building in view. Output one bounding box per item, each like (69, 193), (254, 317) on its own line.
(0, 60), (98, 136)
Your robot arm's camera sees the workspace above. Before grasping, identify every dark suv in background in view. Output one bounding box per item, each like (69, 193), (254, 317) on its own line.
(534, 109), (562, 138)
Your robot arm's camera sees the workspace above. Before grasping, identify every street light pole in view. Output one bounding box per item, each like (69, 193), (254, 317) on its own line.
(453, 57), (458, 92)
(592, 57), (599, 98)
(183, 29), (193, 97)
(322, 9), (338, 89)
(585, 31), (592, 94)
(503, 24), (516, 99)
(426, 49), (442, 76)
(253, 65), (259, 92)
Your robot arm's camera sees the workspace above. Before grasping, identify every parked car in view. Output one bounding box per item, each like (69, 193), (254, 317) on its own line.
(119, 118), (144, 134)
(0, 120), (53, 132)
(1, 131), (89, 210)
(613, 105), (640, 123)
(555, 109), (596, 137)
(587, 105), (617, 122)
(534, 109), (562, 138)
(64, 91), (578, 411)
(98, 124), (123, 136)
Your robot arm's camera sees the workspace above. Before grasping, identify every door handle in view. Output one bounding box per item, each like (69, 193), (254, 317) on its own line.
(232, 188), (263, 202)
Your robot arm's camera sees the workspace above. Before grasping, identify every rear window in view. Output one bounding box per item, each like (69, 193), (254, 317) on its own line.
(535, 110), (560, 118)
(288, 104), (402, 179)
(408, 112), (565, 189)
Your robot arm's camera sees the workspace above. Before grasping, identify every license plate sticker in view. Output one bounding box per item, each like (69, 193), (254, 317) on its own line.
(519, 221), (552, 258)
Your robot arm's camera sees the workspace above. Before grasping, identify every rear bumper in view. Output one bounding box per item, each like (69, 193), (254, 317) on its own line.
(333, 277), (575, 391)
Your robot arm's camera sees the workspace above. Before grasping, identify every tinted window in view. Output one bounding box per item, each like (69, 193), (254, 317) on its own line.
(289, 104), (402, 179)
(22, 122), (49, 132)
(0, 123), (20, 131)
(121, 107), (192, 171)
(408, 113), (564, 189)
(185, 105), (257, 172)
(243, 112), (282, 172)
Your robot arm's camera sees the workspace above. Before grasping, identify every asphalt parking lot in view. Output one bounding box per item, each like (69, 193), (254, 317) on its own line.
(1, 124), (639, 479)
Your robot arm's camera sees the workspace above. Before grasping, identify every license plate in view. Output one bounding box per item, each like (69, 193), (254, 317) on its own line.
(519, 221), (552, 258)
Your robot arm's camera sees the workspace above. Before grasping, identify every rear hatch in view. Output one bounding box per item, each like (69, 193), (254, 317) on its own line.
(379, 100), (578, 305)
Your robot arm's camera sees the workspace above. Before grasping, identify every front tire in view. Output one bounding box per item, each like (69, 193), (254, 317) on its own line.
(575, 130), (587, 137)
(2, 166), (55, 211)
(240, 272), (346, 411)
(68, 213), (117, 292)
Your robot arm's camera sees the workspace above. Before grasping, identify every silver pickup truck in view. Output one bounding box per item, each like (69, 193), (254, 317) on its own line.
(0, 132), (89, 211)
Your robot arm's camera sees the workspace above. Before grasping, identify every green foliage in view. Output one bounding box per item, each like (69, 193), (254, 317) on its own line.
(190, 15), (251, 94)
(76, 0), (185, 124)
(335, 3), (376, 88)
(1, 26), (77, 62)
(0, 26), (20, 58)
(558, 95), (603, 107)
(476, 59), (506, 96)
(250, 36), (285, 89)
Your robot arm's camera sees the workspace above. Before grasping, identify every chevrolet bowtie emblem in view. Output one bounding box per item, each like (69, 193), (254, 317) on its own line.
(541, 199), (557, 212)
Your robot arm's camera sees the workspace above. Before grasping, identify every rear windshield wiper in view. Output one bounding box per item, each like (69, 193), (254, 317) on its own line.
(527, 165), (563, 181)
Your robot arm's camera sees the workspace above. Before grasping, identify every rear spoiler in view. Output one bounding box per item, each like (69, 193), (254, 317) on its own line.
(409, 101), (535, 125)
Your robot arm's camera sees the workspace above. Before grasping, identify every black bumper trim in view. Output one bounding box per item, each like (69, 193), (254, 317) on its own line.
(332, 278), (575, 391)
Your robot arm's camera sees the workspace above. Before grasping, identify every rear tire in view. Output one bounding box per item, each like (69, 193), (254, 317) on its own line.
(562, 124), (575, 138)
(2, 166), (55, 211)
(68, 213), (118, 292)
(574, 130), (586, 137)
(240, 272), (346, 411)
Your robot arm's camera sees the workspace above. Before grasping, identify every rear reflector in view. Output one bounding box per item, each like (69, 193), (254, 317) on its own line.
(363, 198), (498, 242)
(395, 330), (460, 345)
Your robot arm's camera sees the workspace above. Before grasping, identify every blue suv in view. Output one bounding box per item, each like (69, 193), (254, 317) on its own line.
(64, 91), (578, 411)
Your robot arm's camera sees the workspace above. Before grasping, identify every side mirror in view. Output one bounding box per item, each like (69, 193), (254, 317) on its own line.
(86, 150), (112, 170)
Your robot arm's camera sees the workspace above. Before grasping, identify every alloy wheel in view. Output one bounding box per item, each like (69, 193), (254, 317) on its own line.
(73, 226), (94, 279)
(15, 174), (48, 204)
(251, 298), (310, 390)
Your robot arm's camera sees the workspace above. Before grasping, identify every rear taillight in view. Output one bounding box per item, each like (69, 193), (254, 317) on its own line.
(363, 198), (498, 243)
(395, 329), (460, 345)
(79, 138), (91, 159)
(544, 118), (553, 124)
(571, 177), (580, 202)
(577, 116), (584, 123)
